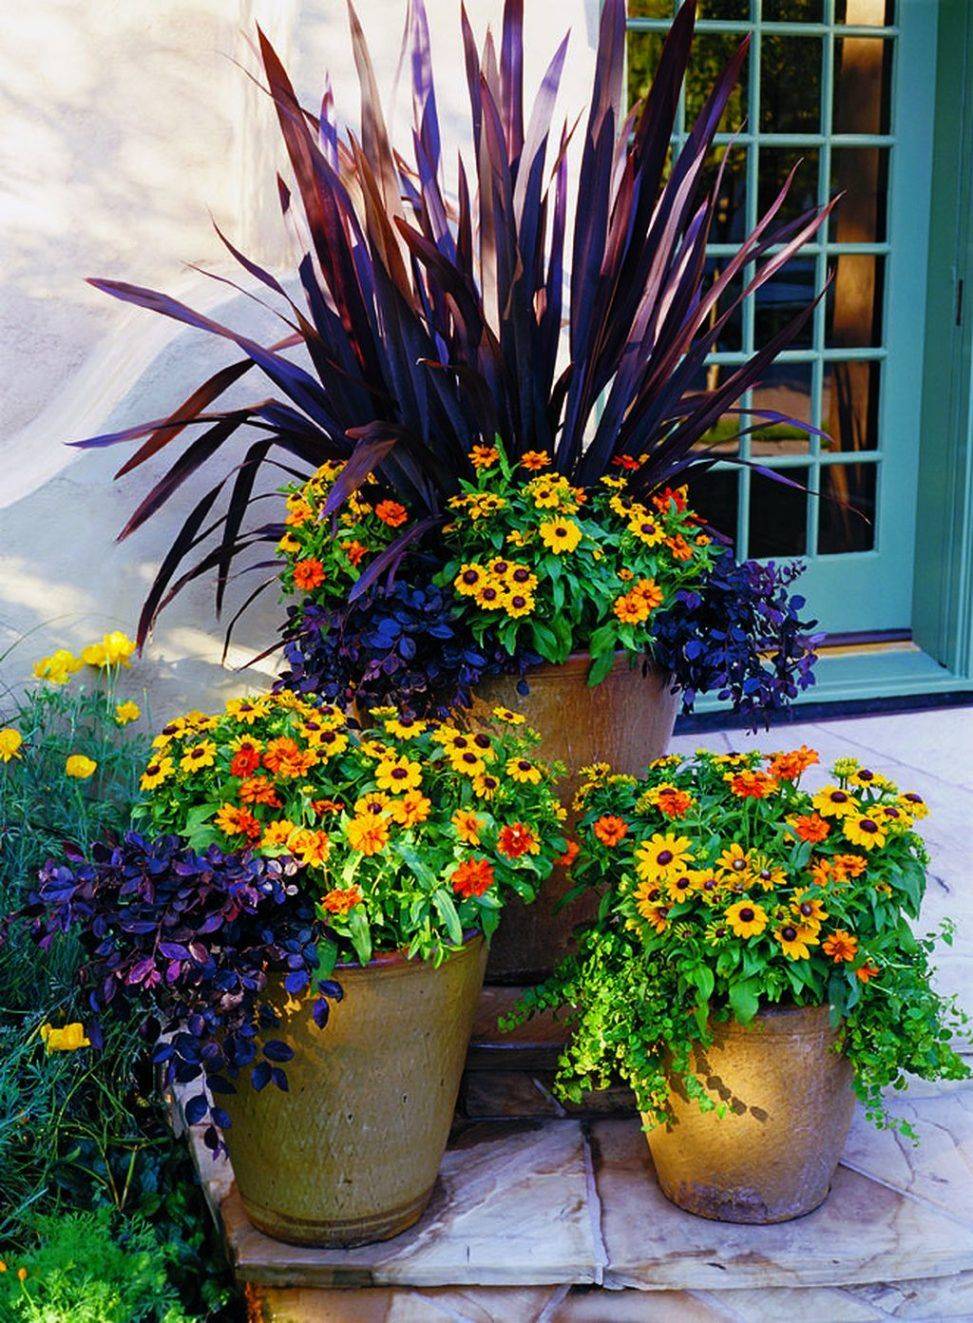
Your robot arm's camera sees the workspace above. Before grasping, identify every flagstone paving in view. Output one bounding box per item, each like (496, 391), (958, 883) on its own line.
(189, 707), (973, 1320)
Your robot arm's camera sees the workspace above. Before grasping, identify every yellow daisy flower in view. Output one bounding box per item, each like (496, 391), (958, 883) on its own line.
(140, 756), (174, 790)
(375, 757), (423, 794)
(506, 757), (541, 785)
(180, 741), (218, 773)
(0, 728), (24, 762)
(492, 706), (525, 725)
(539, 517), (582, 554)
(725, 900), (768, 939)
(811, 785), (859, 819)
(843, 813), (888, 850)
(635, 833), (693, 881)
(774, 922), (819, 960)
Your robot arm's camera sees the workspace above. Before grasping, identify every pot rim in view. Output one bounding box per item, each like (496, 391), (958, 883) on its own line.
(492, 649), (673, 683)
(333, 929), (483, 973)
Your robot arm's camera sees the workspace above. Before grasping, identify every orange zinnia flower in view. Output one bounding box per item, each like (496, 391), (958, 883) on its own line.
(229, 741), (262, 778)
(665, 534), (692, 561)
(311, 797), (345, 817)
(655, 787), (693, 819)
(342, 539), (368, 567)
(612, 454), (640, 471)
(520, 450), (551, 471)
(293, 558), (325, 591)
(768, 745), (819, 781)
(593, 814), (629, 847)
(555, 839), (580, 868)
(375, 500), (408, 527)
(791, 812), (831, 843)
(322, 885), (363, 917)
(856, 962), (880, 983)
(497, 822), (539, 860)
(832, 852), (868, 881)
(652, 485), (687, 512)
(238, 775), (281, 807)
(727, 769), (779, 799)
(450, 857), (495, 899)
(822, 929), (859, 963)
(263, 737), (317, 779)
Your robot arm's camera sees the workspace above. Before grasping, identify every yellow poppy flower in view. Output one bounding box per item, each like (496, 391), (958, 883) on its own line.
(40, 1022), (90, 1052)
(725, 900), (768, 939)
(0, 728), (23, 762)
(114, 700), (141, 726)
(33, 649), (83, 685)
(101, 631), (136, 666)
(65, 754), (97, 780)
(539, 517), (582, 554)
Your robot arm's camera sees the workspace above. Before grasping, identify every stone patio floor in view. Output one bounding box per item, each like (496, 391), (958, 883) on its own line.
(190, 706), (973, 1322)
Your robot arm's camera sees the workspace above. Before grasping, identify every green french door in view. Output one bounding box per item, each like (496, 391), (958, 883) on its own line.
(627, 0), (938, 636)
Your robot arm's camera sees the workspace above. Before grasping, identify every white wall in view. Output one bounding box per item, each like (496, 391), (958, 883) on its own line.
(0, 0), (599, 722)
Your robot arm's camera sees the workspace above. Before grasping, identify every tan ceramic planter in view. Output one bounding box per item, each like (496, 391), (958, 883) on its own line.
(471, 652), (678, 981)
(646, 1004), (856, 1224)
(221, 935), (487, 1247)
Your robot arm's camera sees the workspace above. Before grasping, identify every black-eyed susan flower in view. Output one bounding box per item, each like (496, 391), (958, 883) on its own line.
(635, 833), (693, 880)
(449, 747), (487, 777)
(725, 900), (768, 938)
(665, 870), (700, 902)
(506, 757), (542, 785)
(502, 590), (535, 618)
(716, 843), (751, 877)
(474, 581), (505, 610)
(179, 741), (217, 774)
(140, 755), (174, 790)
(375, 756), (422, 794)
(811, 785), (859, 819)
(634, 880), (669, 931)
(627, 512), (665, 545)
(472, 771), (501, 799)
(774, 922), (818, 960)
(385, 715), (428, 739)
(226, 696), (270, 725)
(492, 706), (525, 725)
(842, 813), (887, 850)
(748, 854), (787, 891)
(790, 892), (829, 927)
(539, 517), (582, 554)
(898, 791), (929, 819)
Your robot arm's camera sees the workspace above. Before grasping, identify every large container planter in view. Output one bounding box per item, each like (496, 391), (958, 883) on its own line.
(646, 1004), (856, 1224)
(471, 652), (678, 981)
(221, 935), (487, 1247)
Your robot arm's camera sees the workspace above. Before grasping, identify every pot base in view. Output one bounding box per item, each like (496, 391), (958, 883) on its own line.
(653, 1173), (833, 1225)
(240, 1182), (434, 1248)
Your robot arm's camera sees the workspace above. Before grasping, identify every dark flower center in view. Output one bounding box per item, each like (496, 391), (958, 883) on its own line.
(493, 561), (509, 574)
(739, 908), (755, 922)
(703, 878), (717, 891)
(759, 870), (771, 881)
(554, 526), (568, 537)
(715, 926), (727, 938)
(860, 818), (878, 833)
(657, 850), (673, 865)
(831, 790), (848, 803)
(859, 769), (874, 780)
(906, 793), (922, 804)
(800, 902), (814, 917)
(674, 876), (691, 891)
(462, 570), (479, 584)
(147, 763), (160, 776)
(732, 858), (747, 871)
(518, 761), (531, 772)
(391, 767), (408, 780)
(512, 568), (530, 583)
(511, 596), (527, 609)
(782, 926), (798, 942)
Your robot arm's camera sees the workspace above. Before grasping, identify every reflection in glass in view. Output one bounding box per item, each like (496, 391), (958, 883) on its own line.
(702, 146), (748, 245)
(750, 365), (813, 456)
(687, 468), (739, 545)
(703, 257), (744, 353)
(626, 31), (665, 105)
(833, 38), (893, 136)
(826, 256), (884, 349)
(834, 0), (894, 26)
(818, 463), (877, 554)
(686, 365), (743, 455)
(697, 0), (751, 17)
(686, 34), (748, 126)
(627, 0), (673, 17)
(754, 259), (816, 348)
(830, 148), (889, 244)
(761, 37), (822, 135)
(750, 468), (809, 558)
(758, 147), (820, 229)
(763, 0), (823, 17)
(821, 361), (880, 453)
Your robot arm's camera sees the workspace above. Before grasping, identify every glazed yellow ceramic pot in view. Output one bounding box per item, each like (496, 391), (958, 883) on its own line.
(471, 652), (678, 980)
(646, 1004), (856, 1224)
(222, 935), (487, 1247)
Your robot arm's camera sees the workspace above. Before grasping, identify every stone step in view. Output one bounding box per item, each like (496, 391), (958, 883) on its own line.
(189, 1075), (973, 1310)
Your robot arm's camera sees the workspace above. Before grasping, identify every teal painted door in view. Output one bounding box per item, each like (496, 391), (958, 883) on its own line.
(626, 0), (938, 635)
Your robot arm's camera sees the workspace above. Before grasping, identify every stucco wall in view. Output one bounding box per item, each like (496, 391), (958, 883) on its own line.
(0, 0), (599, 722)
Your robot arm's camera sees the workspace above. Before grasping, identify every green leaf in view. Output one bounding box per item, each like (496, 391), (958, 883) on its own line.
(728, 979), (759, 1024)
(348, 908), (372, 966)
(530, 621), (560, 662)
(588, 624), (617, 658)
(432, 889), (464, 944)
(314, 937), (339, 982)
(395, 841), (438, 889)
(587, 650), (615, 687)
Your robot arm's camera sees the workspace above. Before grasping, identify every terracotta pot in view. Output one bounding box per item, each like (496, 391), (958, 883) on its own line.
(646, 1004), (856, 1224)
(470, 652), (678, 981)
(221, 935), (487, 1247)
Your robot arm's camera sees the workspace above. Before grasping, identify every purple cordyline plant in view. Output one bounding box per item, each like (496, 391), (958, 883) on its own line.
(26, 832), (342, 1154)
(72, 0), (832, 649)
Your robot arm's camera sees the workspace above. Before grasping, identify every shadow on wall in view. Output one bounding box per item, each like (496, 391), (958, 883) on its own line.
(0, 285), (294, 721)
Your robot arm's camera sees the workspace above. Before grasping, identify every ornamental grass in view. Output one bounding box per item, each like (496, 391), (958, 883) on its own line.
(510, 749), (970, 1135)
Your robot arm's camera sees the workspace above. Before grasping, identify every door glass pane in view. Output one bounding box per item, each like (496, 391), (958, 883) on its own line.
(703, 146), (749, 244)
(754, 261), (816, 348)
(826, 255), (885, 349)
(818, 463), (877, 553)
(751, 366), (814, 456)
(833, 38), (893, 134)
(749, 469), (810, 558)
(686, 34), (749, 125)
(764, 1), (824, 19)
(758, 147), (820, 228)
(830, 147), (889, 243)
(821, 361), (880, 453)
(703, 258), (745, 353)
(834, 0), (894, 27)
(628, 0), (673, 17)
(688, 469), (739, 543)
(698, 0), (751, 17)
(761, 38), (823, 134)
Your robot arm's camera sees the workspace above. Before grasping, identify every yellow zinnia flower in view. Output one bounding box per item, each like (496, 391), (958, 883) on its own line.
(114, 701), (141, 726)
(725, 901), (768, 939)
(345, 815), (390, 855)
(388, 791), (431, 827)
(0, 728), (23, 762)
(539, 517), (582, 554)
(65, 754), (97, 780)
